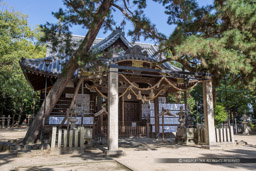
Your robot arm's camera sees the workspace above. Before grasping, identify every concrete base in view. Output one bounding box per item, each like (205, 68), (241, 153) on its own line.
(104, 149), (125, 157)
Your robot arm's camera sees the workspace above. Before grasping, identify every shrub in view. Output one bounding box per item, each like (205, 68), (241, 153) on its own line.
(214, 104), (229, 125)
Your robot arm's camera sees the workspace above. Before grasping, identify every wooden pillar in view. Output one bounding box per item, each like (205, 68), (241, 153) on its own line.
(107, 67), (119, 151)
(138, 100), (142, 122)
(202, 81), (216, 147)
(121, 96), (125, 133)
(96, 93), (103, 133)
(154, 98), (159, 136)
(162, 113), (165, 140)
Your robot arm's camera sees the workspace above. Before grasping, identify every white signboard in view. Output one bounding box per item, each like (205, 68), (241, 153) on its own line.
(75, 94), (90, 114)
(149, 102), (184, 133)
(159, 117), (179, 124)
(83, 117), (94, 125)
(49, 116), (87, 125)
(152, 126), (178, 133)
(49, 116), (64, 124)
(132, 122), (137, 127)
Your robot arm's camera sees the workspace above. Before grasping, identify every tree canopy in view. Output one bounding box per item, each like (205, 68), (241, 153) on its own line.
(0, 6), (46, 119)
(158, 0), (256, 88)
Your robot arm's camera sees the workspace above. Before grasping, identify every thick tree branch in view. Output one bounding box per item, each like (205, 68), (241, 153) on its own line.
(122, 0), (133, 16)
(176, 58), (195, 72)
(112, 3), (167, 41)
(64, 0), (83, 15)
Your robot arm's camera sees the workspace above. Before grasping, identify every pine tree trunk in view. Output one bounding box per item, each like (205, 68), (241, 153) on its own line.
(22, 0), (113, 144)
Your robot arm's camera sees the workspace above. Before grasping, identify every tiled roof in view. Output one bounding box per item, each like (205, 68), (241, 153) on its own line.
(20, 29), (182, 76)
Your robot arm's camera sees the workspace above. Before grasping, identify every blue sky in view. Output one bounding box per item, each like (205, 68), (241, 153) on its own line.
(3, 0), (213, 43)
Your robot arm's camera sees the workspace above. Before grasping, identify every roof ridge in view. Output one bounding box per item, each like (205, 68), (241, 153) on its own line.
(91, 29), (132, 53)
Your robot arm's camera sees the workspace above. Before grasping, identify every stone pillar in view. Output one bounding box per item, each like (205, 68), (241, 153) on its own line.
(7, 115), (11, 128)
(202, 81), (216, 147)
(18, 115), (21, 126)
(27, 115), (31, 126)
(107, 67), (119, 151)
(51, 126), (57, 151)
(2, 115), (5, 128)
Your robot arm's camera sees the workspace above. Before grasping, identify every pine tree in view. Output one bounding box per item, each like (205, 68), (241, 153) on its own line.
(23, 0), (166, 144)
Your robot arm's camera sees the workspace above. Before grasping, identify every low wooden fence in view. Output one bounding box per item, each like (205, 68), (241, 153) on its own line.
(51, 126), (93, 150)
(99, 125), (148, 138)
(197, 125), (235, 144)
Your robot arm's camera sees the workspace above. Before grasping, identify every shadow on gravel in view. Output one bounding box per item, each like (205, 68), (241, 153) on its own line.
(63, 137), (186, 161)
(201, 148), (256, 170)
(25, 166), (54, 171)
(118, 137), (184, 151)
(0, 153), (18, 167)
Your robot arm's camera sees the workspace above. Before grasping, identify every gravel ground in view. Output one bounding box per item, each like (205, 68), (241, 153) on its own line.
(0, 128), (255, 171)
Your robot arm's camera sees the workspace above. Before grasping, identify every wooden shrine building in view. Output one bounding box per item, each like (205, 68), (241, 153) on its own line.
(20, 28), (216, 151)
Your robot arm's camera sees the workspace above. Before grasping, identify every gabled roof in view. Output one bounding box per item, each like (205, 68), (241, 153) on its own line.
(91, 28), (132, 53)
(19, 29), (182, 77)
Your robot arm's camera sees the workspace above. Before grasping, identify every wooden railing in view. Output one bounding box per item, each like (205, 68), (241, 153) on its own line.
(99, 125), (148, 137)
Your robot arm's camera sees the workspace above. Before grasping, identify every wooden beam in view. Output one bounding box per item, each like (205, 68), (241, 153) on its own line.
(119, 76), (157, 85)
(154, 98), (159, 136)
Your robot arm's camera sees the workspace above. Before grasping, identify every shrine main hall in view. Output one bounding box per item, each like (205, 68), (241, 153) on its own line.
(20, 28), (217, 151)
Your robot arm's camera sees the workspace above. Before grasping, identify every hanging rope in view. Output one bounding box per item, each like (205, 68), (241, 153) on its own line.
(129, 87), (166, 102)
(120, 74), (200, 92)
(120, 74), (164, 91)
(84, 74), (200, 100)
(84, 83), (108, 99)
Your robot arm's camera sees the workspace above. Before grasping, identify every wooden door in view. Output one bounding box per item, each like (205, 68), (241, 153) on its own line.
(119, 102), (139, 124)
